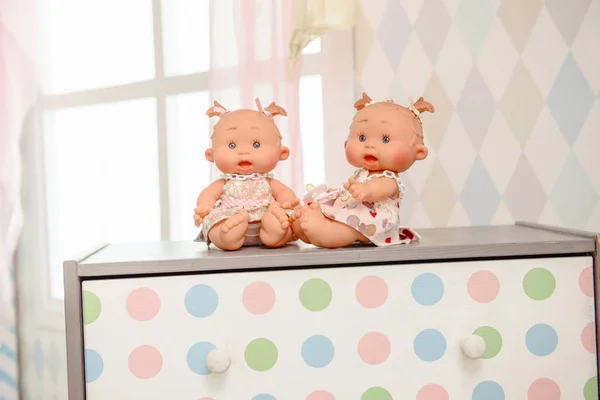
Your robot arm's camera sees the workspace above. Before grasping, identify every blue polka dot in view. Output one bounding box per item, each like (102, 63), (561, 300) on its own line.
(414, 329), (446, 362)
(185, 284), (218, 318)
(84, 349), (104, 383)
(301, 335), (335, 368)
(251, 395), (277, 400)
(186, 341), (216, 375)
(526, 323), (558, 356)
(411, 273), (444, 305)
(472, 381), (505, 400)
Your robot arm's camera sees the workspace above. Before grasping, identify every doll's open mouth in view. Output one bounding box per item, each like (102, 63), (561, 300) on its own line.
(237, 161), (253, 171)
(363, 155), (378, 165)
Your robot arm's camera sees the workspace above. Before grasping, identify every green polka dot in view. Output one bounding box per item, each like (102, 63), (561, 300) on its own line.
(473, 326), (502, 359)
(523, 268), (556, 300)
(299, 278), (332, 311)
(245, 338), (278, 371)
(82, 291), (101, 325)
(584, 376), (597, 400)
(361, 387), (392, 400)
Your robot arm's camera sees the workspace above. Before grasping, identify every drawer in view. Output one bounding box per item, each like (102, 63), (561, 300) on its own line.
(81, 256), (597, 399)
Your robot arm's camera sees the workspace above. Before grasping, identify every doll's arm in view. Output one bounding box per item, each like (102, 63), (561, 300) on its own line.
(345, 177), (398, 203)
(194, 179), (225, 227)
(269, 179), (300, 209)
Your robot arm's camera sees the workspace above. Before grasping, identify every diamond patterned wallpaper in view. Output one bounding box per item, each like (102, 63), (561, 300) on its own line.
(354, 0), (600, 231)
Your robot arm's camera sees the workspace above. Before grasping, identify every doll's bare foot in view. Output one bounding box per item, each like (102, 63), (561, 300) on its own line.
(290, 207), (310, 244)
(260, 203), (293, 248)
(300, 202), (368, 248)
(208, 210), (249, 250)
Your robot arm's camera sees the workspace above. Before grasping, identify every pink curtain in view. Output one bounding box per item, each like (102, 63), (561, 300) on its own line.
(208, 0), (304, 195)
(0, 0), (37, 395)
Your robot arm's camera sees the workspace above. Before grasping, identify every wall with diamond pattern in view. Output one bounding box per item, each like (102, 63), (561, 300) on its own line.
(354, 0), (600, 231)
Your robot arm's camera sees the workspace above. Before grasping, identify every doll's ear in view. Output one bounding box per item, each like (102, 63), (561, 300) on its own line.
(265, 102), (288, 117)
(206, 100), (228, 118)
(279, 146), (290, 161)
(414, 144), (428, 161)
(354, 92), (372, 111)
(205, 148), (214, 162)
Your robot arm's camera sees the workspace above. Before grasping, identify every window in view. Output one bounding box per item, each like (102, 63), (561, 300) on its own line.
(35, 0), (354, 306)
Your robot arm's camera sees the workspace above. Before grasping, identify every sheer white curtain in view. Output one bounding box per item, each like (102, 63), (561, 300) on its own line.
(0, 0), (37, 395)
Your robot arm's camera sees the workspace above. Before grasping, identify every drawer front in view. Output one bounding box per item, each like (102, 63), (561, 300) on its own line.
(81, 256), (597, 399)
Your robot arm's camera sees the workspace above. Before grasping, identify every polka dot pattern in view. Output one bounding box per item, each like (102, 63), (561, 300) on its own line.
(302, 335), (335, 368)
(356, 276), (388, 308)
(526, 324), (558, 356)
(243, 282), (276, 314)
(185, 284), (218, 318)
(81, 260), (595, 398)
(528, 378), (560, 400)
(358, 332), (390, 365)
(126, 288), (160, 321)
(412, 273), (444, 305)
(414, 329), (446, 362)
(128, 345), (162, 379)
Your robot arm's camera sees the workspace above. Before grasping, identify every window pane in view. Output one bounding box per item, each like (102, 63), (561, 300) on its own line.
(162, 0), (210, 76)
(299, 75), (325, 185)
(166, 91), (211, 240)
(302, 38), (322, 54)
(38, 0), (155, 95)
(43, 99), (160, 298)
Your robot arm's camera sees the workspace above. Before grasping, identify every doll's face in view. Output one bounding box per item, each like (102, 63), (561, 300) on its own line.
(205, 110), (289, 174)
(345, 103), (428, 173)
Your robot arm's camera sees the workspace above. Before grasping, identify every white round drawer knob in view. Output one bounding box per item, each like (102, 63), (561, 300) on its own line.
(461, 335), (486, 359)
(206, 348), (231, 373)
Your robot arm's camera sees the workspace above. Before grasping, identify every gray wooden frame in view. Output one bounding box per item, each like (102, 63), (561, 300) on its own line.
(63, 222), (600, 399)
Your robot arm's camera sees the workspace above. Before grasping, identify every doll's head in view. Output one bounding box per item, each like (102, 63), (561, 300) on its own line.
(345, 92), (434, 173)
(205, 98), (289, 174)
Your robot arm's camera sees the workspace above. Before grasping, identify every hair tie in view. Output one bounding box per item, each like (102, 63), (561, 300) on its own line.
(255, 98), (273, 117)
(408, 96), (423, 125)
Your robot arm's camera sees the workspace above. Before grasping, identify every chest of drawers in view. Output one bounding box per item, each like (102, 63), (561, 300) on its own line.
(64, 222), (600, 399)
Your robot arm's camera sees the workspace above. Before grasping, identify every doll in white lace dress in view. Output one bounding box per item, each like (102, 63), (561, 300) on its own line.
(291, 93), (434, 248)
(194, 99), (299, 251)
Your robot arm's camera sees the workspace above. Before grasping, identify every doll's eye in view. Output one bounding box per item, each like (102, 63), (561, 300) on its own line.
(359, 134), (366, 142)
(228, 142), (236, 149)
(253, 141), (261, 148)
(382, 136), (390, 144)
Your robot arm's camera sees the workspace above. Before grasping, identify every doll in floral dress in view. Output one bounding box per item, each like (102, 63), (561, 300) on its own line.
(291, 92), (434, 248)
(194, 99), (299, 251)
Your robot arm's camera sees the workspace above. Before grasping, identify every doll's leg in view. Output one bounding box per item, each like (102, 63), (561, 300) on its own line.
(300, 202), (369, 248)
(290, 207), (311, 244)
(208, 210), (249, 251)
(260, 203), (294, 248)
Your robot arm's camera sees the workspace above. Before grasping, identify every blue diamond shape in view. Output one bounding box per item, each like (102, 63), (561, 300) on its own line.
(547, 54), (594, 146)
(414, 0), (452, 63)
(550, 154), (598, 229)
(456, 0), (495, 56)
(377, 0), (412, 70)
(388, 75), (407, 103)
(460, 156), (501, 225)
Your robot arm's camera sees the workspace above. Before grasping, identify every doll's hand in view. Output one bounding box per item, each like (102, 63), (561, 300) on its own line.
(193, 204), (213, 227)
(281, 198), (300, 210)
(344, 178), (372, 202)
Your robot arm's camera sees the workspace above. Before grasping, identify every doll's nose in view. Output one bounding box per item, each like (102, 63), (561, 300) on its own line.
(365, 144), (375, 149)
(239, 151), (250, 155)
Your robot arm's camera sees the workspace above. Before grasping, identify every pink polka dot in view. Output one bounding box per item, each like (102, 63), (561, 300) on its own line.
(242, 282), (276, 314)
(128, 345), (162, 379)
(581, 322), (596, 353)
(126, 288), (160, 321)
(467, 270), (500, 303)
(417, 384), (449, 400)
(579, 267), (594, 298)
(528, 378), (560, 400)
(358, 332), (390, 365)
(305, 390), (335, 400)
(356, 276), (388, 308)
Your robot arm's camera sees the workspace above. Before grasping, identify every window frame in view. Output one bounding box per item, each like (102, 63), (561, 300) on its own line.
(32, 0), (356, 330)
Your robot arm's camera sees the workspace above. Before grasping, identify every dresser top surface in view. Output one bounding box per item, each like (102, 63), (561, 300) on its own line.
(72, 223), (597, 277)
